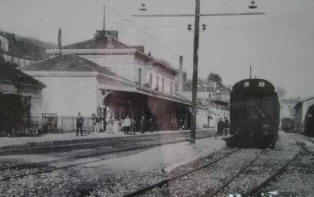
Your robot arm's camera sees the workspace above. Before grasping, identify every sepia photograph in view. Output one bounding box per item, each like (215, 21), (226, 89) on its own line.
(0, 0), (313, 196)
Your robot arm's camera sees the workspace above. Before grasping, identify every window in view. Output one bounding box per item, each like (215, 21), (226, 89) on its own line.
(259, 81), (265, 87)
(243, 81), (250, 87)
(138, 68), (142, 86)
(156, 76), (159, 90)
(170, 81), (173, 94)
(149, 73), (153, 87)
(162, 78), (165, 93)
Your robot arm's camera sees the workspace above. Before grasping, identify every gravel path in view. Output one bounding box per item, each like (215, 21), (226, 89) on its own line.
(0, 132), (311, 197)
(132, 132), (305, 197)
(257, 135), (314, 197)
(137, 149), (262, 197)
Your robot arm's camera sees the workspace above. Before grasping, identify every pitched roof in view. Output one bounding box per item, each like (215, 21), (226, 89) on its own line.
(61, 32), (177, 74)
(21, 54), (133, 83)
(63, 38), (130, 49)
(0, 61), (45, 88)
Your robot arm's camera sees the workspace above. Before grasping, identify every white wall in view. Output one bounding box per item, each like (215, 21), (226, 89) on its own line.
(2, 54), (35, 67)
(83, 54), (138, 82)
(301, 99), (314, 126)
(0, 35), (9, 52)
(180, 91), (209, 103)
(31, 75), (98, 117)
(208, 103), (229, 128)
(30, 96), (43, 117)
(196, 108), (209, 129)
(54, 51), (177, 95)
(83, 54), (134, 67)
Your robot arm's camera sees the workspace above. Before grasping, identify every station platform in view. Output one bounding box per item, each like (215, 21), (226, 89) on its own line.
(0, 129), (214, 155)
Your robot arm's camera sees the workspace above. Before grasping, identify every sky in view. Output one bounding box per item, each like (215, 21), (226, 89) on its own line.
(0, 0), (313, 98)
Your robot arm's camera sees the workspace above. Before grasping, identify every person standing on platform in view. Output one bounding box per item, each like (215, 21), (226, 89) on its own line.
(122, 115), (131, 134)
(107, 115), (114, 133)
(94, 117), (101, 133)
(76, 112), (84, 136)
(224, 116), (230, 136)
(140, 116), (146, 134)
(216, 117), (224, 138)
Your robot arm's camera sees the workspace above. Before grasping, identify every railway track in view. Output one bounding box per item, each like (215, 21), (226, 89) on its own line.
(123, 138), (307, 197)
(0, 132), (213, 182)
(247, 141), (313, 196)
(2, 132), (312, 196)
(214, 137), (313, 197)
(204, 147), (271, 197)
(123, 147), (240, 197)
(306, 137), (314, 145)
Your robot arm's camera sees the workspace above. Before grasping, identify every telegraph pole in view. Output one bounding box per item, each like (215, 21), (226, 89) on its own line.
(132, 0), (263, 143)
(191, 0), (200, 143)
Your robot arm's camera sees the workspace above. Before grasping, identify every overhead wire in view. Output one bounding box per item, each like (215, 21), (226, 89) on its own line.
(104, 3), (195, 69)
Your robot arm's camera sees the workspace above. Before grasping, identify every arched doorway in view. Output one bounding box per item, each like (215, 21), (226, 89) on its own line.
(305, 105), (314, 136)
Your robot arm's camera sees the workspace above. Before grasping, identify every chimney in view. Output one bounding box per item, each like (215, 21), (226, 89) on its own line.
(58, 28), (62, 55)
(179, 55), (183, 74)
(133, 45), (145, 53)
(103, 5), (106, 31)
(177, 55), (184, 92)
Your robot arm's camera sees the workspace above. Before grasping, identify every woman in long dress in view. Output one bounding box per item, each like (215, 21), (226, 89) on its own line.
(113, 119), (120, 133)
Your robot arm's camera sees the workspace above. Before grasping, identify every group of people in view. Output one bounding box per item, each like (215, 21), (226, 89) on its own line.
(216, 117), (229, 137)
(76, 112), (157, 136)
(106, 115), (156, 135)
(77, 112), (230, 137)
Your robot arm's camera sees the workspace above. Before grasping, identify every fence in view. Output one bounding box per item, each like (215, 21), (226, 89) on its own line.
(58, 116), (95, 133)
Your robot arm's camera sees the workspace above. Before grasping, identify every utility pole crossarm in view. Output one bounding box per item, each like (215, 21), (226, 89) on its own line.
(132, 12), (265, 17)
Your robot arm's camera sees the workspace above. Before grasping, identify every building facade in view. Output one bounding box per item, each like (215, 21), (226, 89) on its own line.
(46, 30), (176, 96)
(0, 33), (37, 67)
(25, 30), (191, 132)
(294, 97), (314, 136)
(175, 56), (230, 129)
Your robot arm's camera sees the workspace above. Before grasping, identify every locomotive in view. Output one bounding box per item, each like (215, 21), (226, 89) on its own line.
(281, 117), (295, 132)
(230, 78), (280, 147)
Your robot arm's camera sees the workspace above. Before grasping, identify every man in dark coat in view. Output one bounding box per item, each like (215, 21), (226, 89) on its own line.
(217, 118), (224, 137)
(224, 117), (230, 136)
(139, 116), (146, 134)
(76, 112), (84, 136)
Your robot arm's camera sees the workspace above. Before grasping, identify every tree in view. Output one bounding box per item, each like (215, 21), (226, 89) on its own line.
(207, 73), (222, 84)
(276, 87), (286, 99)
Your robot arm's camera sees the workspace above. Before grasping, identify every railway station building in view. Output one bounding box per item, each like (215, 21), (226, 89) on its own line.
(22, 29), (193, 132)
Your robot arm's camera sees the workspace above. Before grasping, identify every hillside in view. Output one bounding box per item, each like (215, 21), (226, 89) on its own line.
(0, 30), (56, 60)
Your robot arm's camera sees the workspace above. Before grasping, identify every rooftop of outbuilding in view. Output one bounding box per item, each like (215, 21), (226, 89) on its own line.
(0, 61), (45, 88)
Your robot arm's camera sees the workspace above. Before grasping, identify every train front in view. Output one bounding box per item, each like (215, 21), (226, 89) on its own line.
(230, 79), (280, 147)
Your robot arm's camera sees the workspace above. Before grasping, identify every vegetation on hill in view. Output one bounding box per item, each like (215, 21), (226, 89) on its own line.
(0, 30), (56, 60)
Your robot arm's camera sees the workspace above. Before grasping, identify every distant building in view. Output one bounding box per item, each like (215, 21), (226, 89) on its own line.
(0, 60), (45, 136)
(0, 32), (37, 67)
(175, 57), (230, 128)
(294, 97), (314, 135)
(280, 98), (300, 119)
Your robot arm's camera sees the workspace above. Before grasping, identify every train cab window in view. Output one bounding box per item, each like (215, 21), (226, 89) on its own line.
(259, 81), (265, 87)
(243, 81), (250, 87)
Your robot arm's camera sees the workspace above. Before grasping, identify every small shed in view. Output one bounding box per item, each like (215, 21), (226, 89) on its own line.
(0, 60), (45, 136)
